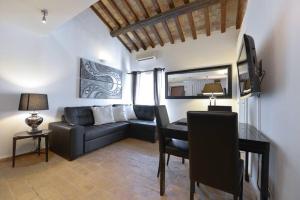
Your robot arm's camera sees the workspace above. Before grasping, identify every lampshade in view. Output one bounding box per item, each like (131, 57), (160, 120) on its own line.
(18, 93), (49, 111)
(202, 83), (224, 95)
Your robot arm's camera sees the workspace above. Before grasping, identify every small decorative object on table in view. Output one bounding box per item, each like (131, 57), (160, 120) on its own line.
(18, 93), (49, 133)
(12, 129), (51, 168)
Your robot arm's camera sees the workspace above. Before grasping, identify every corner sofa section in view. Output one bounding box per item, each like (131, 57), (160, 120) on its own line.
(48, 105), (156, 161)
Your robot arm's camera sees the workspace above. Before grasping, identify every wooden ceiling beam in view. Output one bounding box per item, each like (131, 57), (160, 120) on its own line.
(152, 0), (174, 44)
(124, 0), (155, 48)
(140, 28), (155, 48)
(162, 21), (174, 44)
(168, 0), (185, 42)
(90, 6), (131, 52)
(187, 13), (197, 39)
(109, 0), (146, 50)
(150, 26), (164, 46)
(96, 1), (121, 28)
(151, 0), (161, 14)
(91, 6), (113, 31)
(124, 33), (139, 51)
(174, 17), (185, 42)
(184, 0), (197, 39)
(221, 0), (227, 33)
(236, 0), (244, 29)
(111, 0), (219, 37)
(135, 0), (164, 46)
(167, 0), (175, 8)
(131, 31), (146, 50)
(204, 7), (211, 36)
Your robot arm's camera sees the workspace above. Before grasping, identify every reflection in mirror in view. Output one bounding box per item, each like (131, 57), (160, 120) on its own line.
(237, 44), (252, 95)
(166, 65), (232, 99)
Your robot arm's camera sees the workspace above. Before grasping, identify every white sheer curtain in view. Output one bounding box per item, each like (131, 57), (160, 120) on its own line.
(136, 71), (155, 105)
(134, 69), (164, 105)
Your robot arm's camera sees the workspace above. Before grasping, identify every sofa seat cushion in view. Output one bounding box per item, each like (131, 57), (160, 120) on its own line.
(85, 122), (129, 141)
(128, 119), (156, 127)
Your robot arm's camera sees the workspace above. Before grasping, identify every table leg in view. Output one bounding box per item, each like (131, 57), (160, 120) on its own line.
(261, 150), (270, 200)
(245, 151), (249, 182)
(38, 137), (41, 156)
(160, 152), (165, 196)
(12, 138), (16, 168)
(45, 135), (49, 162)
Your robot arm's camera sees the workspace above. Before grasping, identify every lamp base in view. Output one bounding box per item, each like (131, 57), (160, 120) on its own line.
(25, 113), (43, 134)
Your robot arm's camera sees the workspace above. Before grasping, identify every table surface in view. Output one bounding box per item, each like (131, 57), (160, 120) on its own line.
(14, 129), (51, 139)
(174, 118), (270, 144)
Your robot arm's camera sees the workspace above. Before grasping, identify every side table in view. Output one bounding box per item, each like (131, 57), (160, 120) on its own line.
(12, 129), (51, 167)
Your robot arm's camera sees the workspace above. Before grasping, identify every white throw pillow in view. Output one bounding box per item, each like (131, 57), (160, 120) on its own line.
(124, 105), (137, 120)
(92, 106), (115, 125)
(112, 106), (127, 122)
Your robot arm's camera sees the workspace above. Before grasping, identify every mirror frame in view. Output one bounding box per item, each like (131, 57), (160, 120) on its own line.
(165, 65), (232, 99)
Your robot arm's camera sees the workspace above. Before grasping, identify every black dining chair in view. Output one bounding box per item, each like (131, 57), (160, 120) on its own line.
(208, 105), (250, 182)
(155, 105), (188, 178)
(187, 111), (243, 200)
(208, 105), (232, 112)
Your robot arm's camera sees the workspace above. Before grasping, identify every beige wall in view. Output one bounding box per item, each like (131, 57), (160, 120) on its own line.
(0, 9), (134, 159)
(133, 28), (239, 122)
(237, 0), (300, 199)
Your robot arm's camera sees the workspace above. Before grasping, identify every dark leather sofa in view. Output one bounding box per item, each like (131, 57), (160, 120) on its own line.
(48, 105), (156, 160)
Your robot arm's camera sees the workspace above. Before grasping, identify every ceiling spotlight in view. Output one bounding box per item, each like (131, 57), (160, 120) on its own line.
(41, 9), (48, 24)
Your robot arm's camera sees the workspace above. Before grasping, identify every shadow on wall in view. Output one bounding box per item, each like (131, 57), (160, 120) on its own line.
(0, 93), (20, 118)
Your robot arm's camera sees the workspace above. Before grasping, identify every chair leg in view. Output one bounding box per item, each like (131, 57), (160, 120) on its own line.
(182, 157), (185, 164)
(190, 180), (195, 200)
(157, 162), (160, 178)
(167, 154), (170, 166)
(233, 195), (238, 200)
(239, 175), (244, 200)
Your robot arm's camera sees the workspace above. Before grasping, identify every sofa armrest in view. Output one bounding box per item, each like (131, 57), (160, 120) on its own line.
(48, 122), (85, 161)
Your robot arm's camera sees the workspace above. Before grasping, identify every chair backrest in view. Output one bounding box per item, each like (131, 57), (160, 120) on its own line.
(187, 111), (240, 194)
(208, 105), (232, 112)
(154, 105), (171, 153)
(154, 105), (170, 128)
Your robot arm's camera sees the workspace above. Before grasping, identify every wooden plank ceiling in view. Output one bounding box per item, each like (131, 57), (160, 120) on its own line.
(91, 0), (247, 52)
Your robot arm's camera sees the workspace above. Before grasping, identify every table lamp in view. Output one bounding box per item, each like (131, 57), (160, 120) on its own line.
(18, 93), (49, 133)
(202, 83), (224, 106)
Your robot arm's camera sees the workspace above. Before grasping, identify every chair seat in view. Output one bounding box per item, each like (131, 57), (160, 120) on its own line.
(166, 139), (189, 158)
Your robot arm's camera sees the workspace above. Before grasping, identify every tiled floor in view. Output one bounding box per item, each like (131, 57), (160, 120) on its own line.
(0, 139), (256, 200)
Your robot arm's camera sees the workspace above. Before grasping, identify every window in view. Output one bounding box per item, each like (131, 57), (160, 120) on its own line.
(136, 71), (154, 105)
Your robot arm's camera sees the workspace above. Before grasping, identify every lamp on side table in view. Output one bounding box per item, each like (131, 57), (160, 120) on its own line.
(18, 93), (49, 133)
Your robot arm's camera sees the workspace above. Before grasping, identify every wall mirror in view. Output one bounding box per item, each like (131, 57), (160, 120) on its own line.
(165, 65), (232, 99)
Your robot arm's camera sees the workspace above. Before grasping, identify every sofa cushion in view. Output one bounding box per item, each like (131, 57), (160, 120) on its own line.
(64, 107), (94, 126)
(124, 105), (137, 120)
(128, 119), (156, 127)
(92, 106), (115, 125)
(85, 122), (129, 141)
(112, 106), (128, 122)
(133, 105), (155, 121)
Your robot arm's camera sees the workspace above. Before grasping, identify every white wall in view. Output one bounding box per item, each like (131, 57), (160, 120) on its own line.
(237, 0), (300, 199)
(133, 28), (239, 121)
(0, 9), (133, 159)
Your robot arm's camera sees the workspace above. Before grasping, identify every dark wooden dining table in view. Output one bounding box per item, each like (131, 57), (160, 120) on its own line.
(159, 118), (270, 200)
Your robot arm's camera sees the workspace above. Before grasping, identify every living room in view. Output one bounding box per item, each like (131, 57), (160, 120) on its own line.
(0, 0), (299, 199)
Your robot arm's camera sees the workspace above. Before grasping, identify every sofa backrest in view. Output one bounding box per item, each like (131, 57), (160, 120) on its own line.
(64, 106), (94, 126)
(63, 105), (155, 125)
(133, 105), (155, 121)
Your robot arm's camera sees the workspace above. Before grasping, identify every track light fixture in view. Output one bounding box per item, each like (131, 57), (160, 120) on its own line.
(41, 9), (48, 24)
